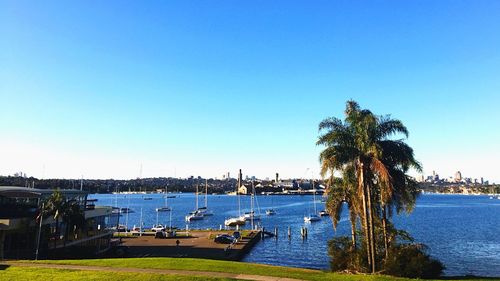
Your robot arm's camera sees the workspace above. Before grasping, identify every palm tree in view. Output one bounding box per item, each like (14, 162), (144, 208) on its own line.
(322, 162), (360, 249)
(318, 101), (377, 272)
(61, 199), (85, 246)
(41, 190), (66, 250)
(318, 100), (421, 273)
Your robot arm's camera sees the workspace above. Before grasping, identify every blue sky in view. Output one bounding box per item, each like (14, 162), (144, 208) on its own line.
(1, 1), (499, 182)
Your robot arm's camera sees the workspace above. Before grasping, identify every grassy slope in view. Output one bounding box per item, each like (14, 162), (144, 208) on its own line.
(0, 266), (231, 281)
(20, 257), (498, 281)
(26, 257), (429, 281)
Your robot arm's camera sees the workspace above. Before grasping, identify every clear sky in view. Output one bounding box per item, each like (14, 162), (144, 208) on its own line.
(1, 1), (499, 182)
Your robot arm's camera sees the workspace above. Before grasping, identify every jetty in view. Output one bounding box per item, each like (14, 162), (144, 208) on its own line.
(114, 230), (261, 261)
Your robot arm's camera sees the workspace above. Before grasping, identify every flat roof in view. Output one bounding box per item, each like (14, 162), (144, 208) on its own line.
(0, 186), (87, 198)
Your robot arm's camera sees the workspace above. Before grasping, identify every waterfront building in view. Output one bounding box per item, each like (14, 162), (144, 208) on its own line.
(238, 185), (249, 195)
(0, 186), (117, 260)
(454, 171), (462, 182)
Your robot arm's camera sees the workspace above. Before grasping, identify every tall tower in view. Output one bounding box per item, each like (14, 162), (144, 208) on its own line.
(275, 173), (279, 183)
(238, 169), (242, 188)
(454, 171), (462, 182)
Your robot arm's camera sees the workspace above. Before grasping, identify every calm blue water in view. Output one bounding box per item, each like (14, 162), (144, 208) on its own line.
(89, 193), (500, 277)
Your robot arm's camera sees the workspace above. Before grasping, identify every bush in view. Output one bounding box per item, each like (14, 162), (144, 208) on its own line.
(328, 237), (366, 272)
(383, 244), (444, 279)
(328, 235), (444, 279)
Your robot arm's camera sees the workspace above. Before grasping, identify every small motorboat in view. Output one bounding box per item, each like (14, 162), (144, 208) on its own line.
(265, 209), (276, 215)
(120, 208), (134, 213)
(319, 210), (329, 217)
(156, 207), (171, 212)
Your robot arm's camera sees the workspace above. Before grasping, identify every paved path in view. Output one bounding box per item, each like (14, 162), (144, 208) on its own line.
(2, 262), (305, 281)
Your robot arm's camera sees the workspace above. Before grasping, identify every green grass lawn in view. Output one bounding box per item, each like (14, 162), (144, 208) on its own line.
(26, 257), (411, 281)
(17, 257), (499, 281)
(0, 266), (232, 281)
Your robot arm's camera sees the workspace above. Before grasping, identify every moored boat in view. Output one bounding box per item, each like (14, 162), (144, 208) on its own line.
(224, 217), (246, 226)
(304, 214), (321, 222)
(120, 207), (133, 213)
(265, 209), (276, 215)
(185, 210), (204, 221)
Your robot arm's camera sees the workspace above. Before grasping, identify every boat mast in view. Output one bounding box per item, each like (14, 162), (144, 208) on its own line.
(195, 184), (199, 210)
(251, 181), (255, 229)
(237, 173), (241, 216)
(312, 176), (317, 214)
(169, 207), (172, 229)
(165, 185), (168, 208)
(205, 179), (208, 208)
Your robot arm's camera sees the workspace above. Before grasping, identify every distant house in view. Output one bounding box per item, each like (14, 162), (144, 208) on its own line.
(0, 186), (117, 260)
(238, 185), (248, 195)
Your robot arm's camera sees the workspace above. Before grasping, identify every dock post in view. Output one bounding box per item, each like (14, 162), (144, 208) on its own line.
(274, 227), (278, 239)
(288, 226), (291, 239)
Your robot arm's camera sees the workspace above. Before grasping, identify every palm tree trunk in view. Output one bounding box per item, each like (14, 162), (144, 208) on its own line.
(366, 183), (376, 273)
(358, 160), (372, 270)
(349, 207), (357, 249)
(54, 218), (59, 250)
(350, 210), (357, 247)
(382, 204), (389, 259)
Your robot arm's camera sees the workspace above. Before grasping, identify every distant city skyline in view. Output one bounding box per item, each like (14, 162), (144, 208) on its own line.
(1, 1), (500, 182)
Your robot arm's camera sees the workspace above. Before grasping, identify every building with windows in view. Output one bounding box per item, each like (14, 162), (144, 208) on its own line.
(0, 186), (117, 260)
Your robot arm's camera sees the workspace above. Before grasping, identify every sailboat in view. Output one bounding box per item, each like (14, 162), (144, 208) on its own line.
(156, 185), (171, 212)
(304, 179), (320, 222)
(185, 185), (204, 221)
(197, 179), (213, 216)
(240, 182), (261, 221)
(225, 178), (246, 227)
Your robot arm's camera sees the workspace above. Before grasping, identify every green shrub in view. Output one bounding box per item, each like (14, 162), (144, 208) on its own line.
(328, 237), (366, 272)
(383, 244), (444, 279)
(328, 236), (444, 279)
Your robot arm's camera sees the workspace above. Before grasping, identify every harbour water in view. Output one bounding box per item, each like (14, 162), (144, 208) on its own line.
(89, 193), (500, 277)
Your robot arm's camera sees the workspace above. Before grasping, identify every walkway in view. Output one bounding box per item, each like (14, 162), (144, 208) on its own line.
(2, 261), (305, 281)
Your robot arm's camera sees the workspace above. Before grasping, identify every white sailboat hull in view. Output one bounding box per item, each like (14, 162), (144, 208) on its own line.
(224, 217), (246, 226)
